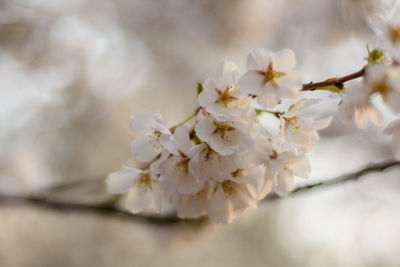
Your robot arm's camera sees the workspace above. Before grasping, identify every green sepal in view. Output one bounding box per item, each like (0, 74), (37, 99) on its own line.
(197, 82), (203, 95)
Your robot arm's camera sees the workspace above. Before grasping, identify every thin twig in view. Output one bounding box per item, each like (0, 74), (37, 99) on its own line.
(301, 67), (365, 91)
(1, 160), (399, 224)
(264, 160), (400, 201)
(169, 107), (201, 133)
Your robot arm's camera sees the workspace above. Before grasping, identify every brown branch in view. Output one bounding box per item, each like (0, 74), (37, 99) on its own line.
(1, 160), (399, 225)
(0, 194), (207, 226)
(302, 67), (365, 91)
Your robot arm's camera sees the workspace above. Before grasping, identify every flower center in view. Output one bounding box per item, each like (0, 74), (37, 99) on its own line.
(373, 77), (393, 100)
(134, 172), (155, 191)
(213, 121), (235, 141)
(152, 129), (162, 140)
(259, 63), (285, 87)
(221, 181), (235, 196)
(215, 87), (238, 107)
(176, 157), (190, 173)
(389, 25), (400, 44)
(284, 117), (302, 131)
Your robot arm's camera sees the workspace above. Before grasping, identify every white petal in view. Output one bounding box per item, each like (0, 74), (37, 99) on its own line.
(216, 60), (239, 87)
(130, 111), (156, 132)
(198, 84), (218, 108)
(272, 49), (296, 72)
(130, 110), (169, 134)
(131, 135), (161, 162)
(265, 159), (284, 181)
(291, 156), (311, 178)
(149, 150), (170, 175)
(259, 177), (272, 200)
(275, 72), (301, 97)
(195, 117), (216, 143)
(238, 71), (264, 95)
(209, 133), (238, 156)
(257, 87), (278, 108)
(106, 167), (141, 194)
(125, 187), (154, 213)
(207, 185), (231, 223)
(246, 48), (272, 71)
(187, 144), (206, 181)
(230, 166), (265, 195)
(313, 116), (333, 130)
(176, 190), (207, 218)
(172, 125), (192, 154)
(205, 154), (237, 182)
(159, 156), (203, 194)
(274, 169), (294, 196)
(159, 134), (178, 155)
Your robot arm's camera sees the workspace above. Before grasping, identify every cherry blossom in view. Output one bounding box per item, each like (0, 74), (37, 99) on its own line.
(239, 48), (301, 108)
(198, 61), (252, 122)
(187, 143), (237, 183)
(106, 166), (162, 213)
(338, 82), (382, 128)
(264, 151), (311, 196)
(130, 110), (175, 162)
(277, 99), (332, 154)
(106, 30), (400, 224)
(365, 65), (400, 114)
(195, 115), (254, 156)
(207, 180), (258, 223)
(158, 125), (203, 194)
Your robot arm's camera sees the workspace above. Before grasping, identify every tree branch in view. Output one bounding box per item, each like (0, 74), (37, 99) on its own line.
(0, 194), (207, 226)
(301, 67), (365, 91)
(1, 160), (399, 225)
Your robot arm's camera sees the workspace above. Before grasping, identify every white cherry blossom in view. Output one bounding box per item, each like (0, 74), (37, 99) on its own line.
(158, 125), (203, 194)
(278, 99), (332, 154)
(369, 4), (400, 60)
(239, 48), (301, 108)
(365, 65), (400, 114)
(187, 143), (237, 183)
(174, 185), (208, 219)
(195, 115), (254, 156)
(207, 180), (258, 223)
(106, 166), (161, 213)
(264, 151), (311, 196)
(338, 82), (382, 128)
(130, 110), (175, 162)
(198, 61), (252, 122)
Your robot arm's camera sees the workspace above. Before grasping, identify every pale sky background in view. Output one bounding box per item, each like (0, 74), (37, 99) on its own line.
(0, 0), (400, 266)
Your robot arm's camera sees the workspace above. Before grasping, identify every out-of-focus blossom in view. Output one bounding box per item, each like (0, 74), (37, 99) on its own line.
(130, 111), (174, 162)
(365, 65), (400, 114)
(106, 166), (161, 213)
(338, 82), (382, 128)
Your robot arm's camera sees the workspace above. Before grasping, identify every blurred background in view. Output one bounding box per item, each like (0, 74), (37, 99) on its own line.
(1, 0), (400, 266)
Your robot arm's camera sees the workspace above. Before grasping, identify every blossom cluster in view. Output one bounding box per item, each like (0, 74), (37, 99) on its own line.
(106, 3), (400, 224)
(339, 4), (400, 158)
(107, 48), (331, 223)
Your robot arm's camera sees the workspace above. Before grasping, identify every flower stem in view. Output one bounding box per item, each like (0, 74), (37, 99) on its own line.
(169, 107), (200, 133)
